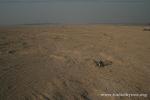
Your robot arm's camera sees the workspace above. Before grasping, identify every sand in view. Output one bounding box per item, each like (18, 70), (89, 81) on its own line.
(0, 25), (150, 100)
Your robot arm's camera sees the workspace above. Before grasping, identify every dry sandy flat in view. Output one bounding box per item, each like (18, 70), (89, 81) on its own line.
(0, 25), (150, 100)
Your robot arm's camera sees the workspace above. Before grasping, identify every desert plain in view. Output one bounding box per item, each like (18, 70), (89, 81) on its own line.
(0, 25), (150, 100)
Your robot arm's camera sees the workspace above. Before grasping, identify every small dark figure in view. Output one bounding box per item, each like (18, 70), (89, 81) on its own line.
(8, 50), (16, 54)
(93, 59), (112, 67)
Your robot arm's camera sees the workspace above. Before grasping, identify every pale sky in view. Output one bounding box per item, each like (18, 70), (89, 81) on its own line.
(0, 0), (150, 25)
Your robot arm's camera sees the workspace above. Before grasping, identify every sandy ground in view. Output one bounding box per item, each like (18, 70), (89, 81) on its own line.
(0, 25), (150, 100)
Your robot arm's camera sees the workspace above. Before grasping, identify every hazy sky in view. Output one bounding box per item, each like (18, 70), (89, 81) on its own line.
(0, 0), (150, 25)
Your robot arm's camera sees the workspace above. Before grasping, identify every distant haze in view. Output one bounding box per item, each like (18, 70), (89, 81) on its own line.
(0, 0), (150, 25)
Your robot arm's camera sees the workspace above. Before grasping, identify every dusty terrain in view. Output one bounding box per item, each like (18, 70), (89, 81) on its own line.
(0, 25), (150, 100)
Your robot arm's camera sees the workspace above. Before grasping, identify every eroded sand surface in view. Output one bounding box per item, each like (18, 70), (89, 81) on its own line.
(0, 25), (150, 100)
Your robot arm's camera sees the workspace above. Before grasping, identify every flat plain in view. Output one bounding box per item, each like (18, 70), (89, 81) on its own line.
(0, 25), (150, 100)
